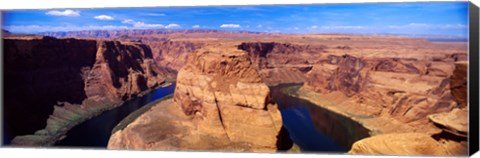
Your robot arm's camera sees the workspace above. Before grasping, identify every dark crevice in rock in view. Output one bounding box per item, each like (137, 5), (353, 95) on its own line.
(275, 126), (293, 151)
(213, 95), (231, 141)
(431, 130), (467, 143)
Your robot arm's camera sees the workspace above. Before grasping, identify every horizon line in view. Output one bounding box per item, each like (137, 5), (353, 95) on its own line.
(2, 28), (469, 39)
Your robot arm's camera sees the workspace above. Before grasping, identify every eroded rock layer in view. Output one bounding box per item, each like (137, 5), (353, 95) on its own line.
(348, 133), (451, 156)
(238, 42), (326, 69)
(3, 36), (164, 143)
(145, 40), (203, 76)
(298, 53), (467, 155)
(237, 42), (325, 85)
(108, 47), (289, 151)
(450, 62), (468, 108)
(303, 54), (460, 126)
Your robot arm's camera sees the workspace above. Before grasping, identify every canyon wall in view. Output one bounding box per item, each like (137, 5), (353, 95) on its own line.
(40, 30), (206, 77)
(108, 47), (291, 151)
(144, 40), (202, 76)
(37, 31), (324, 86)
(303, 54), (461, 124)
(238, 42), (326, 69)
(3, 36), (165, 142)
(298, 53), (467, 155)
(238, 42), (324, 85)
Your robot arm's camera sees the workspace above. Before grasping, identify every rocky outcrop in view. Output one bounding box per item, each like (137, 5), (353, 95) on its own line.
(299, 52), (467, 155)
(3, 36), (164, 144)
(146, 40), (202, 75)
(40, 30), (207, 76)
(348, 133), (452, 156)
(347, 61), (469, 156)
(450, 62), (467, 107)
(426, 62), (469, 138)
(238, 42), (326, 69)
(259, 68), (307, 86)
(108, 47), (290, 151)
(305, 55), (368, 97)
(428, 108), (468, 137)
(236, 42), (326, 85)
(174, 48), (271, 113)
(303, 54), (460, 124)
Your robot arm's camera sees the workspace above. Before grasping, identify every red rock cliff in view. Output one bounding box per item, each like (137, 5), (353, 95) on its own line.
(145, 40), (202, 76)
(108, 46), (290, 151)
(304, 54), (459, 124)
(238, 42), (326, 69)
(3, 36), (164, 141)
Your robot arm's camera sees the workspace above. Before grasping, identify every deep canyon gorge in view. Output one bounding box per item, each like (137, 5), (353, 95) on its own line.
(2, 29), (469, 155)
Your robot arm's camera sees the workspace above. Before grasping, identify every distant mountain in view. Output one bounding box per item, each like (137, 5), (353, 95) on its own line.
(408, 34), (468, 42)
(38, 29), (274, 39)
(366, 33), (468, 42)
(2, 29), (12, 36)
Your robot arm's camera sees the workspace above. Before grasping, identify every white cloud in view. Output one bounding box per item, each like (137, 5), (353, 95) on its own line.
(388, 23), (467, 29)
(220, 24), (241, 28)
(122, 19), (180, 29)
(4, 25), (129, 33)
(165, 24), (180, 29)
(310, 25), (368, 30)
(192, 25), (201, 28)
(122, 19), (164, 28)
(293, 27), (299, 30)
(121, 19), (135, 24)
(45, 10), (80, 16)
(257, 24), (263, 28)
(143, 13), (166, 16)
(94, 15), (114, 20)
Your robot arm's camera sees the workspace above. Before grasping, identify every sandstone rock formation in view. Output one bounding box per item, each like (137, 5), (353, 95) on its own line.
(296, 44), (467, 155)
(237, 42), (325, 85)
(3, 36), (165, 145)
(146, 40), (202, 75)
(343, 61), (469, 156)
(428, 108), (468, 137)
(450, 61), (468, 107)
(302, 54), (461, 128)
(348, 133), (451, 156)
(108, 47), (290, 151)
(259, 68), (306, 86)
(238, 42), (326, 69)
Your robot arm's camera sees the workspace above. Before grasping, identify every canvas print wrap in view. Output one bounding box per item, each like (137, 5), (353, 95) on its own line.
(1, 2), (469, 156)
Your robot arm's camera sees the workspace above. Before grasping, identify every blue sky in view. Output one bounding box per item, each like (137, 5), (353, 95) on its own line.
(1, 2), (469, 37)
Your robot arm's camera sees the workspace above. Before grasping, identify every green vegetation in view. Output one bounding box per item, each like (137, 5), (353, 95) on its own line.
(280, 84), (303, 96)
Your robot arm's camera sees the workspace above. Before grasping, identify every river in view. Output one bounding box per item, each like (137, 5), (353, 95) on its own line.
(54, 83), (369, 152)
(269, 84), (370, 153)
(54, 83), (176, 147)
